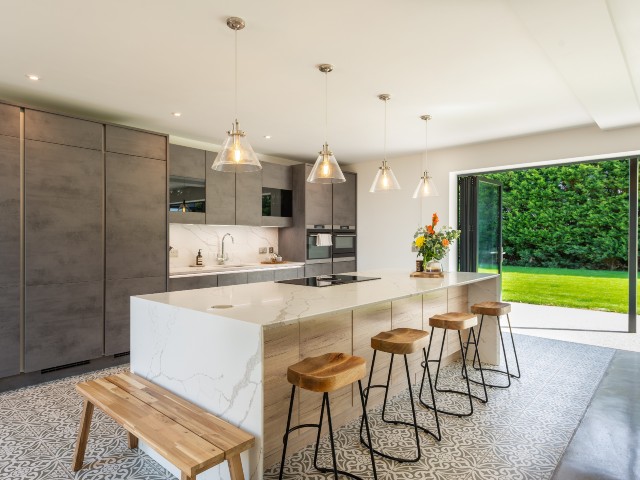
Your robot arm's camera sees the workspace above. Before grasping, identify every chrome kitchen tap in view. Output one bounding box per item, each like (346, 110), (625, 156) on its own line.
(217, 233), (235, 264)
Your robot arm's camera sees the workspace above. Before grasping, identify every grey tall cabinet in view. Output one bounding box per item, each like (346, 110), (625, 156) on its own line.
(0, 104), (21, 377)
(24, 110), (104, 372)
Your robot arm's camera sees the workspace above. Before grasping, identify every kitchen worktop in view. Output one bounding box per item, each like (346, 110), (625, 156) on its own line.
(169, 261), (305, 278)
(138, 269), (498, 328)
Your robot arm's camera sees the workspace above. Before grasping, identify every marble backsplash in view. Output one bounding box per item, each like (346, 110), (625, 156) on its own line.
(169, 224), (279, 268)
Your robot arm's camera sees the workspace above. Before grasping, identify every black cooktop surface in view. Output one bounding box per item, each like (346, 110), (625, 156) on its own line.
(276, 274), (380, 287)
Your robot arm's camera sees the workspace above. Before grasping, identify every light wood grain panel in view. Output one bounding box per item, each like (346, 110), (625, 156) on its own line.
(446, 286), (469, 357)
(298, 311), (352, 448)
(263, 323), (300, 463)
(392, 296), (424, 382)
(423, 291), (448, 361)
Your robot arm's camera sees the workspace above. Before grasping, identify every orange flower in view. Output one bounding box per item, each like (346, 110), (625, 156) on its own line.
(432, 212), (439, 227)
(426, 225), (435, 235)
(442, 238), (449, 247)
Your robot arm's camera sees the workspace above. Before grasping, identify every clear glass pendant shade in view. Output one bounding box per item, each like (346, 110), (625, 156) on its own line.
(369, 160), (401, 192)
(412, 171), (439, 198)
(307, 143), (346, 184)
(211, 121), (261, 173)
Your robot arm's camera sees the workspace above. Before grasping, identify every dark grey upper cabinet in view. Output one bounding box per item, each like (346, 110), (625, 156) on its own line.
(106, 152), (167, 280)
(25, 281), (103, 372)
(0, 135), (20, 286)
(236, 170), (262, 226)
(205, 151), (236, 225)
(105, 276), (166, 355)
(0, 284), (19, 377)
(170, 144), (206, 179)
(25, 110), (103, 151)
(0, 103), (20, 138)
(304, 164), (333, 226)
(262, 161), (292, 190)
(25, 140), (103, 285)
(106, 125), (167, 161)
(333, 171), (357, 227)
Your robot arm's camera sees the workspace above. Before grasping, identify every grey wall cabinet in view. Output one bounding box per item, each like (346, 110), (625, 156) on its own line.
(170, 144), (205, 179)
(23, 111), (105, 373)
(332, 172), (357, 227)
(333, 260), (357, 275)
(235, 170), (262, 226)
(247, 270), (275, 284)
(25, 281), (103, 372)
(205, 151), (236, 225)
(169, 275), (218, 292)
(262, 161), (292, 190)
(217, 272), (248, 286)
(105, 153), (166, 280)
(25, 140), (103, 285)
(106, 125), (166, 161)
(0, 106), (20, 377)
(304, 164), (333, 226)
(274, 267), (304, 281)
(305, 262), (332, 277)
(105, 276), (166, 355)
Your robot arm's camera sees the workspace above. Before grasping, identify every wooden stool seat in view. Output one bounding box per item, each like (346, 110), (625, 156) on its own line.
(471, 301), (511, 316)
(429, 312), (477, 331)
(370, 328), (430, 355)
(287, 352), (366, 393)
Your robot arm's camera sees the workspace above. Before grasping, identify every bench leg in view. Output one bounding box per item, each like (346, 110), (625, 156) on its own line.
(227, 454), (245, 480)
(72, 399), (94, 472)
(127, 432), (138, 449)
(180, 474), (193, 480)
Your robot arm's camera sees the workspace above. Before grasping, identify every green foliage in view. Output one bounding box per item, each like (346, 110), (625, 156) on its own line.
(485, 160), (629, 270)
(500, 266), (628, 313)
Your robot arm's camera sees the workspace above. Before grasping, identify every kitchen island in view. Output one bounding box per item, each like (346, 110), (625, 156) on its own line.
(130, 270), (500, 480)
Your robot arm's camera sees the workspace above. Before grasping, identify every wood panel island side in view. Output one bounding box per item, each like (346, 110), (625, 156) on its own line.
(130, 270), (500, 480)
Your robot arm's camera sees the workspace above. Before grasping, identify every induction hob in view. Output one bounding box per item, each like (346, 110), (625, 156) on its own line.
(276, 274), (380, 287)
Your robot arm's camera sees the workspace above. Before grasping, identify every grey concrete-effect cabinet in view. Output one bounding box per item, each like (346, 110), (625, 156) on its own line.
(169, 274), (219, 292)
(304, 164), (333, 227)
(235, 170), (262, 226)
(333, 260), (357, 275)
(25, 140), (103, 285)
(106, 125), (167, 161)
(217, 272), (248, 286)
(170, 144), (206, 179)
(305, 262), (333, 277)
(205, 151), (236, 225)
(0, 107), (20, 377)
(105, 276), (166, 355)
(332, 172), (357, 227)
(247, 269), (275, 284)
(262, 161), (292, 190)
(274, 267), (304, 281)
(23, 112), (105, 373)
(25, 281), (103, 372)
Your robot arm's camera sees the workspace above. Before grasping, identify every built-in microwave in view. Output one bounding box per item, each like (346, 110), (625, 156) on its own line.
(306, 225), (332, 262)
(332, 231), (356, 258)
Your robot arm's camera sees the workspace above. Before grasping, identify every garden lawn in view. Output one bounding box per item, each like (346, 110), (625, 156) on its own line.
(500, 266), (628, 313)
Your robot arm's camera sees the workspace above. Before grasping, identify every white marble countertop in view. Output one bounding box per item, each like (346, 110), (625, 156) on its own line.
(137, 269), (499, 329)
(169, 261), (305, 278)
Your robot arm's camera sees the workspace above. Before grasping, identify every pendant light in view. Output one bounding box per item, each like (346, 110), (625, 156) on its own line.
(413, 114), (439, 198)
(307, 64), (345, 184)
(211, 17), (261, 173)
(370, 94), (401, 192)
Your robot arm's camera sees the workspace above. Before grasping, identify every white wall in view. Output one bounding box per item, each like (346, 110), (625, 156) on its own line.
(353, 123), (640, 271)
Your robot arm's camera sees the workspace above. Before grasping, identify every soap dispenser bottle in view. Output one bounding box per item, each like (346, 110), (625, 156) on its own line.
(196, 249), (203, 266)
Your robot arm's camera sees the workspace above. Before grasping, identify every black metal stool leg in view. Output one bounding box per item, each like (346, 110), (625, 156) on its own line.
(312, 393), (327, 471)
(467, 328), (488, 403)
(506, 314), (521, 378)
(278, 385), (296, 480)
(358, 380), (378, 480)
(418, 347), (441, 441)
(325, 393), (339, 480)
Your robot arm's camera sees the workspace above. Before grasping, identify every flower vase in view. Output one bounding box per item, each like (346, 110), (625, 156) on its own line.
(423, 259), (442, 273)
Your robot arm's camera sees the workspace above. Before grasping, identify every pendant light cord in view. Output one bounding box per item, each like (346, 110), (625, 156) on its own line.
(324, 71), (328, 145)
(424, 118), (428, 173)
(383, 98), (387, 162)
(234, 28), (238, 122)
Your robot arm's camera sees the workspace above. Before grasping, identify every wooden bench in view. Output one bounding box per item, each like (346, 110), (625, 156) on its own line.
(72, 371), (254, 480)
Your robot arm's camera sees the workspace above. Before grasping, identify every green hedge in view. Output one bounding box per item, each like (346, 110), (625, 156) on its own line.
(485, 160), (629, 270)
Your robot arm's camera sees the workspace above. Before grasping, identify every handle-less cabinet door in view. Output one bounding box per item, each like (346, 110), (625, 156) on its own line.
(170, 144), (205, 179)
(169, 274), (218, 291)
(105, 276), (166, 355)
(106, 153), (166, 280)
(25, 281), (103, 372)
(0, 281), (19, 377)
(205, 151), (236, 225)
(332, 172), (356, 227)
(333, 260), (356, 275)
(304, 164), (333, 226)
(262, 161), (292, 190)
(236, 170), (262, 226)
(25, 140), (103, 285)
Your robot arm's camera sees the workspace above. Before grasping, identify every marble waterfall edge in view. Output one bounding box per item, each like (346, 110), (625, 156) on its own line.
(130, 297), (264, 480)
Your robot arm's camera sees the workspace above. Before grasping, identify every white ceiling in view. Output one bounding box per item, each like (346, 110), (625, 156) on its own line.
(1, 0), (639, 163)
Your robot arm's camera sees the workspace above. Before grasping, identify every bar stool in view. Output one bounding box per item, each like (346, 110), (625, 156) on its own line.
(421, 312), (488, 417)
(464, 301), (521, 388)
(359, 328), (441, 463)
(278, 352), (378, 480)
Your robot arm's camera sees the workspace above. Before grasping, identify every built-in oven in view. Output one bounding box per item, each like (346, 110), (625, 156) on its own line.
(332, 227), (356, 258)
(306, 225), (332, 263)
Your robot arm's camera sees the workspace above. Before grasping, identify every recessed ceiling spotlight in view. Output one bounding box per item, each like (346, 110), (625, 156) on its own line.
(171, 112), (182, 117)
(264, 135), (272, 139)
(26, 74), (40, 81)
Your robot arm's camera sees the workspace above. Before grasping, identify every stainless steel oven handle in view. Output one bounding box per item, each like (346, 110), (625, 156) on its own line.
(334, 234), (356, 237)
